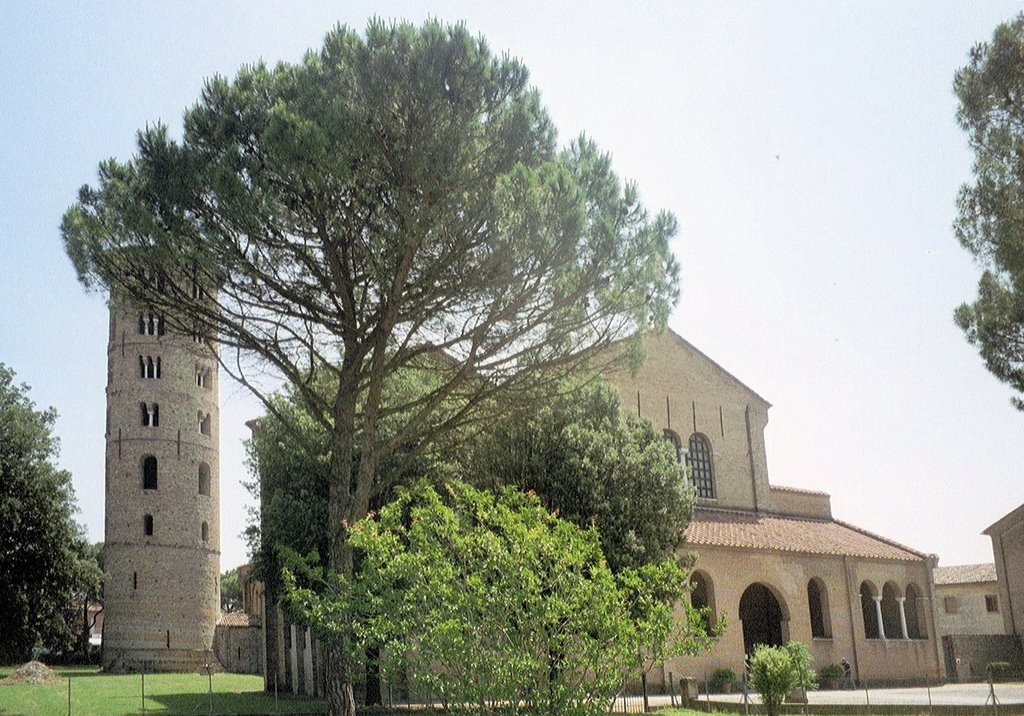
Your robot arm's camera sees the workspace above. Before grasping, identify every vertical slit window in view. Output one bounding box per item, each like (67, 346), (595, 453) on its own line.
(142, 456), (158, 490)
(144, 514), (154, 536)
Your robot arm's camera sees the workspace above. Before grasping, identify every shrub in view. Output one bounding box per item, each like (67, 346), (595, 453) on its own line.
(286, 481), (721, 716)
(710, 668), (736, 692)
(987, 661), (1012, 681)
(818, 663), (843, 680)
(747, 642), (816, 716)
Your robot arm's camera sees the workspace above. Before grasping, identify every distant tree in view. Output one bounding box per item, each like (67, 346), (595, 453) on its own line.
(954, 14), (1024, 410)
(76, 541), (105, 658)
(220, 568), (243, 613)
(0, 363), (101, 663)
(62, 20), (678, 714)
(466, 376), (694, 573)
(286, 481), (717, 716)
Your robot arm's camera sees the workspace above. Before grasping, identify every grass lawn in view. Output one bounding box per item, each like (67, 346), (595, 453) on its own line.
(0, 665), (324, 715)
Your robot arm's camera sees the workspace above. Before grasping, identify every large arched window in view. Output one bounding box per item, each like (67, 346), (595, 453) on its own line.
(689, 570), (716, 633)
(807, 578), (832, 638)
(860, 581), (880, 639)
(905, 583), (925, 639)
(198, 463), (211, 496)
(686, 433), (715, 499)
(142, 455), (158, 490)
(881, 582), (902, 639)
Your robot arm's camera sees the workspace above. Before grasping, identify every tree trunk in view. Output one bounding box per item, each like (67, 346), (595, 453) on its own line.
(325, 365), (360, 716)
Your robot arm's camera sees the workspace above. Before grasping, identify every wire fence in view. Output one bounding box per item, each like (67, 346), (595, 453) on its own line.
(5, 668), (1024, 716)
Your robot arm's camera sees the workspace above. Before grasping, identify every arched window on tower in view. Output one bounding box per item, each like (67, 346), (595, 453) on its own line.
(201, 521), (209, 542)
(198, 412), (211, 436)
(141, 402), (159, 427)
(140, 356), (161, 379)
(686, 433), (716, 499)
(807, 578), (832, 638)
(195, 365), (211, 389)
(143, 514), (154, 536)
(142, 455), (158, 490)
(198, 463), (211, 496)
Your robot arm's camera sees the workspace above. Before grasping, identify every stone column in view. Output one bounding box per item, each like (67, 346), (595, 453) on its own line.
(873, 595), (886, 639)
(897, 597), (909, 639)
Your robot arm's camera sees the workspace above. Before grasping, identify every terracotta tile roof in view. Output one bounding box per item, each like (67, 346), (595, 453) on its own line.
(685, 508), (926, 562)
(218, 612), (261, 628)
(771, 484), (829, 497)
(933, 563), (997, 585)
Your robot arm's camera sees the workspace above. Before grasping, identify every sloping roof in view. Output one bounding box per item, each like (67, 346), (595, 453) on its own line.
(933, 563), (997, 586)
(686, 508), (926, 562)
(218, 612), (261, 628)
(983, 502), (1024, 536)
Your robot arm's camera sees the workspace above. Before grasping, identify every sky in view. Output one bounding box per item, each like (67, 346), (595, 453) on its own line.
(2, 1), (1023, 573)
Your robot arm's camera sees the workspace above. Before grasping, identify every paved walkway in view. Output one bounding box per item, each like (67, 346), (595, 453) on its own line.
(642, 682), (1024, 708)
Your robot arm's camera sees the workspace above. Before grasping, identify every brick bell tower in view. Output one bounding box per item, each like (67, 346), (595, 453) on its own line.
(101, 286), (220, 672)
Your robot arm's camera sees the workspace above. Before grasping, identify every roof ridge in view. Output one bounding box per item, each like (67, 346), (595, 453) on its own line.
(831, 517), (928, 560)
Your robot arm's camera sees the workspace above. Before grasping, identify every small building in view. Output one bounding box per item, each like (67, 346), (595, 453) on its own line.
(213, 564), (265, 675)
(984, 503), (1024, 640)
(932, 563), (1004, 638)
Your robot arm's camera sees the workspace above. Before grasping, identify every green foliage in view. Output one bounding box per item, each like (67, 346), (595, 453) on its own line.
(285, 481), (717, 716)
(0, 363), (101, 663)
(466, 377), (695, 573)
(954, 14), (1024, 410)
(220, 568), (242, 613)
(987, 661), (1012, 681)
(746, 642), (816, 716)
(817, 662), (844, 680)
(710, 668), (735, 692)
(63, 18), (680, 711)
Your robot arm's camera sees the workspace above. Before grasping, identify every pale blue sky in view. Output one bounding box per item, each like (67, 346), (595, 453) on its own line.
(2, 1), (1022, 571)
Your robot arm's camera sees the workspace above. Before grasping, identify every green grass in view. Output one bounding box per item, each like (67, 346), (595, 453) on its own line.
(0, 666), (324, 715)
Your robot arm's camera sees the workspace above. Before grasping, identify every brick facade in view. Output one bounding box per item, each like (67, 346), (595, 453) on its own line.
(602, 330), (943, 685)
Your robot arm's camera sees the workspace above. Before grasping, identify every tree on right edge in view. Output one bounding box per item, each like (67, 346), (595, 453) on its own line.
(954, 14), (1024, 410)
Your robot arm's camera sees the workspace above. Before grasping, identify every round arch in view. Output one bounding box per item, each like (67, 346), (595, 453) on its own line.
(807, 577), (832, 639)
(739, 582), (788, 654)
(860, 580), (880, 639)
(881, 581), (902, 639)
(689, 570), (716, 633)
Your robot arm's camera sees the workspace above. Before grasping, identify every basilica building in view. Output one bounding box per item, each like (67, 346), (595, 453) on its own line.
(603, 330), (943, 684)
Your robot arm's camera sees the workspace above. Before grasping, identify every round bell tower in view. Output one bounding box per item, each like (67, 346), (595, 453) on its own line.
(101, 293), (220, 672)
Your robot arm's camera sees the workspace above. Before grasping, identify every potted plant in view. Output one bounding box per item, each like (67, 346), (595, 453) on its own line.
(817, 663), (843, 690)
(710, 668), (736, 694)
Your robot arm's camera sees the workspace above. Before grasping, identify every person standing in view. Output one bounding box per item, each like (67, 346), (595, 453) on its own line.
(841, 658), (856, 689)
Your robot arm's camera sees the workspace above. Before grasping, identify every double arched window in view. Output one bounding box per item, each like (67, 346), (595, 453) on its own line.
(140, 402), (159, 427)
(686, 433), (716, 499)
(139, 356), (161, 379)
